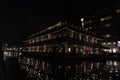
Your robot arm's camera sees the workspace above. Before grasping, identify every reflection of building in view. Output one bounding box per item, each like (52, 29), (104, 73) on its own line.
(22, 20), (107, 55)
(20, 57), (120, 80)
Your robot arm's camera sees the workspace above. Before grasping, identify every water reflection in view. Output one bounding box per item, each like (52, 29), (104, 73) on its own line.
(18, 57), (120, 80)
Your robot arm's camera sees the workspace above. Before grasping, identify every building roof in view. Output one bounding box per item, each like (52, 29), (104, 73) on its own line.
(27, 21), (98, 39)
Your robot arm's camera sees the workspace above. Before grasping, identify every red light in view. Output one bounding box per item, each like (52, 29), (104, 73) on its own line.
(85, 48), (90, 51)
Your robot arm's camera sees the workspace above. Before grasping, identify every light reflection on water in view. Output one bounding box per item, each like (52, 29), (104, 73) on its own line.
(18, 57), (120, 80)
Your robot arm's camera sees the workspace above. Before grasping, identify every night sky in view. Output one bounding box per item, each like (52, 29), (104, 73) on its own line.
(0, 0), (117, 45)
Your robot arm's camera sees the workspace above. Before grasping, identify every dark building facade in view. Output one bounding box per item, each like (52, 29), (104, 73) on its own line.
(22, 20), (107, 55)
(93, 4), (120, 53)
(22, 4), (120, 54)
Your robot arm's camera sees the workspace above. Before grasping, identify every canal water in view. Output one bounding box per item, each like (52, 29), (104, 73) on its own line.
(1, 53), (120, 80)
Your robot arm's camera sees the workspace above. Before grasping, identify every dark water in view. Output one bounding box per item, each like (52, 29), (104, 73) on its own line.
(2, 54), (120, 80)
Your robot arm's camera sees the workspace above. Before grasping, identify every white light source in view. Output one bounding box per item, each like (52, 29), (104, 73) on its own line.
(113, 42), (116, 44)
(113, 48), (117, 53)
(82, 23), (84, 26)
(81, 18), (84, 22)
(4, 51), (7, 55)
(20, 47), (22, 49)
(108, 43), (111, 45)
(114, 61), (117, 66)
(104, 49), (107, 51)
(108, 49), (112, 53)
(68, 48), (71, 52)
(19, 53), (22, 55)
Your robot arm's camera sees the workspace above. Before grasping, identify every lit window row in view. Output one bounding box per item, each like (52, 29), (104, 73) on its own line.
(103, 48), (118, 53)
(102, 42), (116, 46)
(22, 44), (101, 54)
(103, 34), (111, 38)
(100, 16), (112, 21)
(25, 29), (99, 45)
(102, 24), (111, 27)
(30, 22), (62, 37)
(102, 42), (119, 53)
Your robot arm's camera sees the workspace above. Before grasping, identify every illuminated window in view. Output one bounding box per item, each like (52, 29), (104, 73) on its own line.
(102, 43), (106, 45)
(103, 34), (111, 38)
(116, 9), (120, 13)
(82, 23), (84, 27)
(94, 39), (97, 43)
(81, 18), (84, 22)
(86, 36), (88, 41)
(107, 43), (111, 45)
(29, 40), (31, 44)
(113, 61), (117, 66)
(113, 48), (117, 53)
(91, 38), (94, 42)
(48, 34), (51, 39)
(79, 34), (81, 40)
(32, 39), (35, 43)
(68, 48), (71, 53)
(89, 27), (92, 29)
(102, 24), (111, 27)
(113, 42), (116, 44)
(106, 34), (110, 37)
(100, 16), (112, 21)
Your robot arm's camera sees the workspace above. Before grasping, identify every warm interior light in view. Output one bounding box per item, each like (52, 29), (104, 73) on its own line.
(68, 48), (71, 52)
(103, 34), (111, 38)
(113, 48), (117, 53)
(81, 18), (84, 22)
